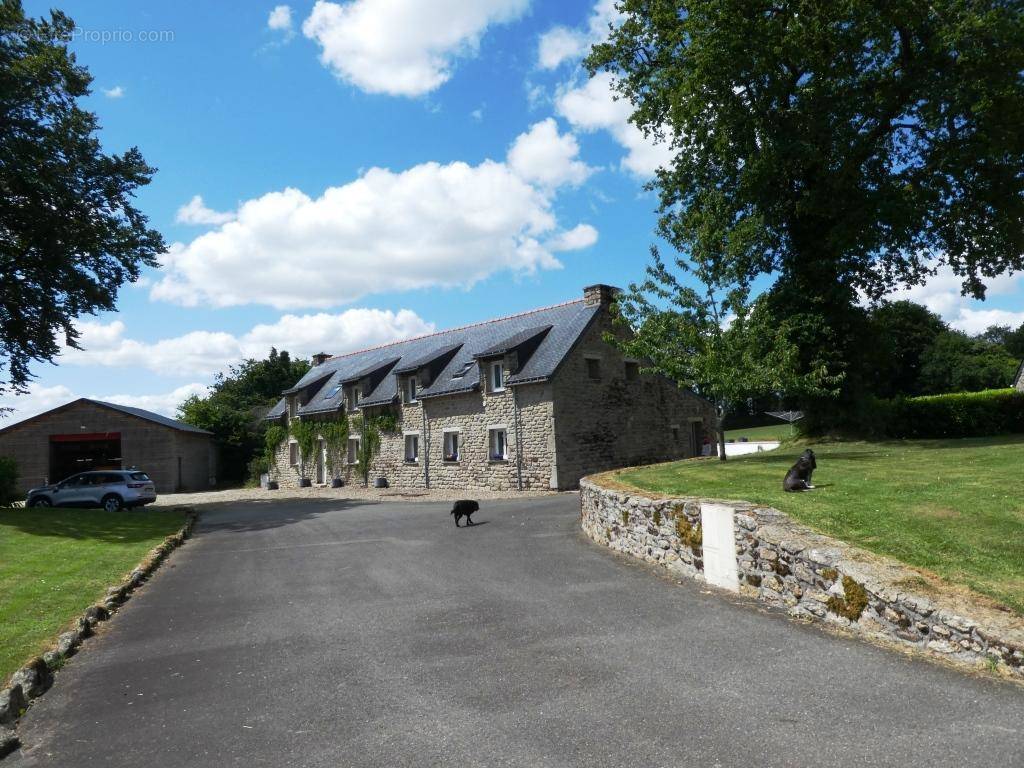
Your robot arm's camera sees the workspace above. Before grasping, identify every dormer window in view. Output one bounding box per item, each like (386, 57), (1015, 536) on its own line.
(490, 362), (505, 393)
(287, 397), (297, 419)
(404, 376), (418, 404)
(345, 387), (358, 412)
(451, 361), (474, 379)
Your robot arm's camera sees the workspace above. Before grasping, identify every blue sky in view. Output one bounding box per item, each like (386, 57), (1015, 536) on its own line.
(4, 0), (1023, 421)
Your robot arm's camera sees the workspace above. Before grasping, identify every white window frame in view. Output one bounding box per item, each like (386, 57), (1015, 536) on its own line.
(345, 387), (358, 413)
(287, 397), (297, 419)
(442, 430), (461, 462)
(288, 440), (299, 467)
(404, 433), (419, 462)
(488, 427), (508, 461)
(347, 436), (361, 465)
(490, 361), (505, 393)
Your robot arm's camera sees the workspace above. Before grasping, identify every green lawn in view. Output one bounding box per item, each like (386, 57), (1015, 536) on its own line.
(0, 507), (187, 684)
(613, 436), (1024, 615)
(724, 423), (794, 441)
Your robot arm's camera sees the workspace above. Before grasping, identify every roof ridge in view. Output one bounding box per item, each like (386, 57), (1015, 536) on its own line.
(324, 297), (586, 363)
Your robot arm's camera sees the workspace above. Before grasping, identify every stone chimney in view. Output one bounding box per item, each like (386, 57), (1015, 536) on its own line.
(312, 352), (331, 366)
(583, 284), (622, 308)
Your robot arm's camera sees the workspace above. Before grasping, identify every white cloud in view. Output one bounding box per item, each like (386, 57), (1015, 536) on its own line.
(102, 85), (125, 99)
(268, 5), (294, 32)
(537, 0), (618, 70)
(471, 106), (484, 122)
(546, 223), (598, 252)
(953, 308), (1024, 335)
(556, 71), (673, 177)
(175, 195), (236, 226)
(0, 383), (76, 421)
(58, 309), (435, 378)
(102, 384), (212, 416)
(239, 309), (435, 360)
(882, 262), (1024, 334)
(507, 118), (594, 190)
(0, 383), (209, 424)
(152, 143), (596, 309)
(301, 0), (529, 97)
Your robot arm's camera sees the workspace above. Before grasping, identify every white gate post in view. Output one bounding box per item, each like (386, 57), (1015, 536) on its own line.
(700, 503), (739, 592)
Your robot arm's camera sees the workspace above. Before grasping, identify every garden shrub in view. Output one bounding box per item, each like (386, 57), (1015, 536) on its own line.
(0, 456), (19, 506)
(890, 388), (1024, 438)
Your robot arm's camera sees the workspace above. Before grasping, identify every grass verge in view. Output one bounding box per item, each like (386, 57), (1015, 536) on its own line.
(0, 507), (188, 684)
(613, 435), (1024, 615)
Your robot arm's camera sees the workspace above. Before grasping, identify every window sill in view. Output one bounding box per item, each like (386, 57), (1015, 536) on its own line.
(442, 459), (461, 464)
(404, 459), (419, 464)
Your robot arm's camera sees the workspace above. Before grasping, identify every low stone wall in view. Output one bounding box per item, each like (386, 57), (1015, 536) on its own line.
(0, 509), (198, 758)
(580, 479), (1024, 681)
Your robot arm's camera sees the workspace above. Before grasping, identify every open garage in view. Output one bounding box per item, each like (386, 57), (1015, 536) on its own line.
(0, 398), (216, 494)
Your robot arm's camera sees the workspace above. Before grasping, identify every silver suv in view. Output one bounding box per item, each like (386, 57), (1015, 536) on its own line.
(27, 470), (157, 512)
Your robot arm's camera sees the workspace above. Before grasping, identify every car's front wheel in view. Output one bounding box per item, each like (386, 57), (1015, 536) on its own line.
(101, 494), (124, 512)
(28, 496), (51, 508)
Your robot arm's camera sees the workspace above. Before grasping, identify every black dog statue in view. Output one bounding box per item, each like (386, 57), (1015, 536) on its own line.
(783, 449), (817, 492)
(451, 499), (480, 527)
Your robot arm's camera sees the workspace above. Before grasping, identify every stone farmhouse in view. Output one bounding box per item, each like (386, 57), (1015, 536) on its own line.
(1015, 359), (1024, 392)
(266, 285), (717, 491)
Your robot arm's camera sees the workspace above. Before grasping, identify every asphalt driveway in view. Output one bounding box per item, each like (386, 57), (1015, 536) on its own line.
(9, 495), (1024, 767)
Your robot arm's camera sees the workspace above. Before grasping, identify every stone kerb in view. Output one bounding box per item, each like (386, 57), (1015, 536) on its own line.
(579, 478), (1024, 682)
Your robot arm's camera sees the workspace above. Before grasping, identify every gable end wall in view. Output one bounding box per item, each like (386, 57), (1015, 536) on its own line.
(550, 310), (717, 489)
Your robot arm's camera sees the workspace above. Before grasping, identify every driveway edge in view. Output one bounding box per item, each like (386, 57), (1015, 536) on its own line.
(580, 478), (1024, 684)
(0, 508), (199, 758)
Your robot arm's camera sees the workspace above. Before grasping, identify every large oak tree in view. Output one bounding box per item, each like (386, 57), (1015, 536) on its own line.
(0, 2), (164, 399)
(587, 1), (1024, 422)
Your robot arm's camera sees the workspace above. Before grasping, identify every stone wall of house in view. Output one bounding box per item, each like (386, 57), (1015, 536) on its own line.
(551, 312), (718, 490)
(580, 478), (1024, 681)
(0, 401), (215, 494)
(269, 381), (555, 491)
(1015, 362), (1024, 392)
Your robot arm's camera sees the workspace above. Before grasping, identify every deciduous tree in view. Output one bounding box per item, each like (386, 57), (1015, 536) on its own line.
(0, 2), (164, 397)
(588, 1), (1024, 422)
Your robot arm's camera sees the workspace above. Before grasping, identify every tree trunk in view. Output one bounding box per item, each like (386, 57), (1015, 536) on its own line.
(717, 404), (728, 462)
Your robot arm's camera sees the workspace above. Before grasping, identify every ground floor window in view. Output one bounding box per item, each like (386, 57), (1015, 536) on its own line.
(347, 437), (360, 464)
(404, 434), (419, 462)
(443, 431), (460, 462)
(488, 428), (508, 460)
(289, 441), (299, 466)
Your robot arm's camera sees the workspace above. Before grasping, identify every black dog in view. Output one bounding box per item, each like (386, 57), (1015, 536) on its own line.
(451, 499), (480, 527)
(783, 449), (817, 492)
(798, 448), (816, 486)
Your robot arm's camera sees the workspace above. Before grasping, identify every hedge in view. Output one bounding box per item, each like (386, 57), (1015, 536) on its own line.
(889, 388), (1024, 438)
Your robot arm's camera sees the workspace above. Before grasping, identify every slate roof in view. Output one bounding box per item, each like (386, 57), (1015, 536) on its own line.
(269, 298), (600, 418)
(474, 325), (552, 358)
(0, 398), (213, 436)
